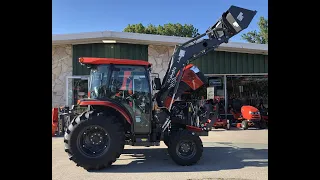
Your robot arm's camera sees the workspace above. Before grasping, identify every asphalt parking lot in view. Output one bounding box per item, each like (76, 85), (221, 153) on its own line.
(52, 128), (268, 180)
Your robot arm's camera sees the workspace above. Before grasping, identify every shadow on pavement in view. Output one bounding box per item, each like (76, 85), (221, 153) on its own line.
(211, 127), (268, 131)
(91, 145), (268, 173)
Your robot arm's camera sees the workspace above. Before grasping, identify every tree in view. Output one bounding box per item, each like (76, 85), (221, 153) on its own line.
(241, 17), (268, 44)
(123, 23), (200, 38)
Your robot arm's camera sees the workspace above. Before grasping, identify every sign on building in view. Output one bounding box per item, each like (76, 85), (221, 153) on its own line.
(207, 87), (215, 100)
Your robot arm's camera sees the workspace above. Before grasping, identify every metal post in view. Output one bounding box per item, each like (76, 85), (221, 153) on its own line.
(224, 75), (227, 119)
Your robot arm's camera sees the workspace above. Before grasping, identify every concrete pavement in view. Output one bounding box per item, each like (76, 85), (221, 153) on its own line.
(52, 129), (268, 180)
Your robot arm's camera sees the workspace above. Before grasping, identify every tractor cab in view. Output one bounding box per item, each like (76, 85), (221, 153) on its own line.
(79, 58), (155, 135)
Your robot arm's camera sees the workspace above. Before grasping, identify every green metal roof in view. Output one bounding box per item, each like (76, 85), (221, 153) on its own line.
(192, 50), (268, 74)
(72, 43), (148, 75)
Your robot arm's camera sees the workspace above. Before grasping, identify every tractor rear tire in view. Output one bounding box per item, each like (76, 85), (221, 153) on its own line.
(168, 130), (203, 166)
(242, 121), (248, 130)
(64, 111), (125, 171)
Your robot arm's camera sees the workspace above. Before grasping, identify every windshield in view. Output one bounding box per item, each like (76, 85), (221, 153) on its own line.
(89, 65), (151, 100)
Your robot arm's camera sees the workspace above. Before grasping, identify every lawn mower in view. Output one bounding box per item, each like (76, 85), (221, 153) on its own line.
(230, 99), (266, 130)
(52, 5), (256, 170)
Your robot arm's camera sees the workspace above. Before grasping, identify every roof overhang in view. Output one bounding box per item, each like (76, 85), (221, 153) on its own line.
(52, 31), (268, 55)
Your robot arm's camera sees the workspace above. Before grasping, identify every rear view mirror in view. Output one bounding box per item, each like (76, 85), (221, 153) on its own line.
(154, 78), (161, 90)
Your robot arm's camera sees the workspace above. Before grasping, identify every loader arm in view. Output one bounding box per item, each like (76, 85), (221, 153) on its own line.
(156, 5), (257, 110)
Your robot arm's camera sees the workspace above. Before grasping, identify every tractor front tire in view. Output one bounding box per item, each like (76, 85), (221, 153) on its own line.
(163, 132), (170, 147)
(242, 120), (248, 130)
(64, 111), (125, 171)
(168, 130), (203, 166)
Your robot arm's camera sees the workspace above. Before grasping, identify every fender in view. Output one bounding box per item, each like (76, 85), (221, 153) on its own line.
(79, 100), (132, 124)
(186, 125), (203, 132)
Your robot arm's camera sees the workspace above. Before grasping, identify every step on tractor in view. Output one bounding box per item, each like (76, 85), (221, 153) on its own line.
(54, 6), (257, 170)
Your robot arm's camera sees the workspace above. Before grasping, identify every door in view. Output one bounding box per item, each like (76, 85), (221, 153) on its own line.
(108, 65), (151, 134)
(66, 76), (90, 106)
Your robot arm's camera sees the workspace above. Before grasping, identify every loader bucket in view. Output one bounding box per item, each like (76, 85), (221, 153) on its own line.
(224, 5), (257, 34)
(208, 5), (257, 38)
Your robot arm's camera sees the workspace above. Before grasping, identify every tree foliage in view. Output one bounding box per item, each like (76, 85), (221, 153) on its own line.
(241, 17), (268, 44)
(123, 23), (200, 38)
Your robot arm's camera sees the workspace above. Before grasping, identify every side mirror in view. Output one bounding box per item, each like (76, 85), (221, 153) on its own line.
(154, 78), (161, 90)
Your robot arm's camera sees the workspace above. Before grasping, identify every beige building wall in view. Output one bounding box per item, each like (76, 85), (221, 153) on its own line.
(52, 45), (73, 107)
(148, 45), (175, 81)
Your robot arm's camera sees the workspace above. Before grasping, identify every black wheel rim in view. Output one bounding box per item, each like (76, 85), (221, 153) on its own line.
(175, 140), (197, 160)
(77, 125), (111, 158)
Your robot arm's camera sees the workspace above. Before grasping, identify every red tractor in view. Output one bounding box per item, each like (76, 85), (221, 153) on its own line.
(54, 6), (256, 170)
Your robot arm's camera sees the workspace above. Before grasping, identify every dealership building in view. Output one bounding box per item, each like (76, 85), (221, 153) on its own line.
(52, 30), (268, 109)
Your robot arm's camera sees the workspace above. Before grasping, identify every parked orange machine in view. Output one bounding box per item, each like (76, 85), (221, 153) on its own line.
(52, 108), (58, 136)
(231, 105), (266, 130)
(212, 98), (230, 130)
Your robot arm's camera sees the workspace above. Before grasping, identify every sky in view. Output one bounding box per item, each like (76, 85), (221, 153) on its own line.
(52, 0), (268, 42)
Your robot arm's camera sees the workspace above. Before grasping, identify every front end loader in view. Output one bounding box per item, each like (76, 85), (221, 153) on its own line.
(53, 5), (257, 170)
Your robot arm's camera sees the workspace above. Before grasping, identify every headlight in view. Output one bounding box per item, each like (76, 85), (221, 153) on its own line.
(249, 111), (260, 115)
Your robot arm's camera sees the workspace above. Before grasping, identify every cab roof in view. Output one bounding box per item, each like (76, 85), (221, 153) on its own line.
(79, 57), (152, 67)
